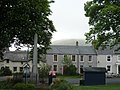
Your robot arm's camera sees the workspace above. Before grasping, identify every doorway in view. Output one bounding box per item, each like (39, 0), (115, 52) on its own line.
(118, 65), (120, 74)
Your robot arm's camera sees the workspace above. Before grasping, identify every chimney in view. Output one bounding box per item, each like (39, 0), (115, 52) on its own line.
(76, 41), (78, 46)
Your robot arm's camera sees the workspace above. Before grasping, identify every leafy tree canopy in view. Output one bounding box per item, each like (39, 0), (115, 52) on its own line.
(0, 0), (56, 58)
(84, 0), (120, 50)
(62, 55), (72, 67)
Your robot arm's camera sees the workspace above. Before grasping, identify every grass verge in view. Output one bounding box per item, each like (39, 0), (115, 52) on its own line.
(72, 83), (120, 90)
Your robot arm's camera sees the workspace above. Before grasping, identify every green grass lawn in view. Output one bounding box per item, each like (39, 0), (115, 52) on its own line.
(72, 84), (120, 90)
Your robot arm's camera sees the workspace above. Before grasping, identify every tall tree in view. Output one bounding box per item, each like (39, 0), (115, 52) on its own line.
(62, 55), (72, 67)
(84, 0), (120, 50)
(0, 0), (56, 58)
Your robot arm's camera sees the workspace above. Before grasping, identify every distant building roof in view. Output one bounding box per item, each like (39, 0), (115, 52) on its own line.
(3, 50), (29, 62)
(97, 46), (120, 55)
(47, 45), (97, 55)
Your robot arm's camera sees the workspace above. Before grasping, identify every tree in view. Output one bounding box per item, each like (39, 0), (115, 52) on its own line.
(62, 55), (72, 67)
(63, 64), (77, 76)
(29, 48), (47, 63)
(84, 0), (120, 50)
(0, 0), (56, 58)
(38, 63), (51, 83)
(62, 55), (77, 75)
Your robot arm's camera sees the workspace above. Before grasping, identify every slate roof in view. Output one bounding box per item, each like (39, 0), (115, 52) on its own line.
(47, 45), (97, 55)
(78, 46), (96, 55)
(3, 50), (29, 62)
(97, 46), (120, 55)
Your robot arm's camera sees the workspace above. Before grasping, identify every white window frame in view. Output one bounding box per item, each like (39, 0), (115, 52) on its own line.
(73, 64), (77, 68)
(106, 65), (112, 73)
(71, 55), (76, 62)
(88, 55), (93, 62)
(106, 55), (112, 62)
(13, 67), (17, 72)
(117, 55), (120, 62)
(19, 67), (23, 72)
(53, 55), (58, 62)
(79, 55), (84, 62)
(52, 64), (58, 72)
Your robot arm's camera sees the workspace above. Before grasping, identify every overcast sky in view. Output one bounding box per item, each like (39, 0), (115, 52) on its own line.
(50, 0), (91, 41)
(10, 0), (91, 51)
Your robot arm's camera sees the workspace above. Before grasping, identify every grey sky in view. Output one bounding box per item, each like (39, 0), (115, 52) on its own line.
(10, 0), (91, 51)
(50, 0), (91, 41)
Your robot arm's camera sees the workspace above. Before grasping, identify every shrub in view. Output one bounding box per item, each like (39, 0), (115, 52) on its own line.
(14, 83), (36, 90)
(49, 78), (72, 90)
(0, 67), (12, 76)
(63, 65), (77, 76)
(57, 73), (62, 76)
(0, 81), (14, 89)
(13, 72), (23, 84)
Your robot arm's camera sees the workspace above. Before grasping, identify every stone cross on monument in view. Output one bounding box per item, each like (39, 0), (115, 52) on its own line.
(32, 33), (39, 85)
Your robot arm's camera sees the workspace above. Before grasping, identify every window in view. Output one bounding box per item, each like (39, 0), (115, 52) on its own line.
(21, 62), (23, 64)
(5, 66), (9, 69)
(89, 65), (92, 67)
(88, 56), (92, 62)
(80, 65), (83, 73)
(37, 60), (40, 63)
(13, 67), (17, 72)
(118, 55), (120, 61)
(106, 65), (111, 72)
(6, 59), (9, 63)
(54, 55), (57, 62)
(53, 65), (57, 71)
(80, 56), (84, 62)
(72, 55), (75, 61)
(64, 55), (67, 58)
(73, 64), (77, 67)
(19, 67), (23, 72)
(106, 55), (112, 62)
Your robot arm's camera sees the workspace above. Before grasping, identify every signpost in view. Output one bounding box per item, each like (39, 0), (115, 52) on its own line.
(23, 63), (30, 83)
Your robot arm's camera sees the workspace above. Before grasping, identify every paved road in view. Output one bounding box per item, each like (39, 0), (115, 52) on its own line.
(106, 78), (120, 84)
(65, 78), (120, 85)
(1, 76), (120, 85)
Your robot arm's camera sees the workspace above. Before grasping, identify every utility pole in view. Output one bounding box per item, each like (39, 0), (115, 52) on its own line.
(32, 33), (39, 85)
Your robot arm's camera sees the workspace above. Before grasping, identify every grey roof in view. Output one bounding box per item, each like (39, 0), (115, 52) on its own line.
(3, 50), (29, 62)
(47, 45), (79, 55)
(47, 45), (96, 55)
(78, 46), (96, 55)
(97, 46), (120, 55)
(83, 67), (106, 72)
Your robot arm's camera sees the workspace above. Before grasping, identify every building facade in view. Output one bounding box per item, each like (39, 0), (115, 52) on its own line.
(97, 47), (120, 75)
(46, 45), (97, 74)
(0, 45), (120, 75)
(0, 50), (32, 73)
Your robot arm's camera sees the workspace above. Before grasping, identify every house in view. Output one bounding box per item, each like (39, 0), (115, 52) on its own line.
(0, 43), (119, 75)
(0, 50), (32, 73)
(97, 46), (120, 75)
(0, 44), (98, 74)
(46, 43), (97, 74)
